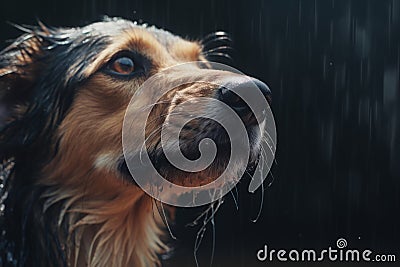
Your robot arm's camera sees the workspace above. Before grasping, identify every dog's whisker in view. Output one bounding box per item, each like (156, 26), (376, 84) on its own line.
(262, 127), (277, 148)
(259, 138), (277, 186)
(201, 31), (231, 45)
(259, 129), (277, 160)
(7, 22), (32, 34)
(161, 202), (176, 240)
(154, 201), (176, 240)
(204, 52), (233, 61)
(193, 199), (223, 267)
(251, 145), (267, 223)
(203, 46), (233, 58)
(201, 36), (232, 49)
(209, 200), (216, 267)
(203, 45), (233, 54)
(229, 187), (239, 210)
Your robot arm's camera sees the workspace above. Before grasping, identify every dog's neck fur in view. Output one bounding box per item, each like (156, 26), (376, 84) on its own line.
(0, 158), (166, 267)
(41, 174), (167, 267)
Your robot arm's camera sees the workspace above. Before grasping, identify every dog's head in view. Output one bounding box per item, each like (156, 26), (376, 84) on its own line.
(0, 18), (271, 192)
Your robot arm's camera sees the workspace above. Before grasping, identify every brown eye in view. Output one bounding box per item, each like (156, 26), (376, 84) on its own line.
(109, 57), (135, 75)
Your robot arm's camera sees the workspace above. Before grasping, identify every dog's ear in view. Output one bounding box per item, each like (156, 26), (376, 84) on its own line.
(0, 25), (52, 155)
(0, 26), (46, 125)
(0, 22), (108, 157)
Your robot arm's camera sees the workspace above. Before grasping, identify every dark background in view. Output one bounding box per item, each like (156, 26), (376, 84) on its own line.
(1, 0), (399, 266)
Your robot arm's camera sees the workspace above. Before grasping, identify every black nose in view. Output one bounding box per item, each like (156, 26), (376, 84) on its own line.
(218, 77), (271, 122)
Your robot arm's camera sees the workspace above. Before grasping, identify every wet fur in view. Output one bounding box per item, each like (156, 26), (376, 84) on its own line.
(0, 17), (248, 267)
(0, 18), (209, 267)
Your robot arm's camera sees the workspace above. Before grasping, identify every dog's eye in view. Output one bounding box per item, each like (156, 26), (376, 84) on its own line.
(109, 57), (135, 75)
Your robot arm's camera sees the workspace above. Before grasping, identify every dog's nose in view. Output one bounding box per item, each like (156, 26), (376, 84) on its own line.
(218, 77), (271, 121)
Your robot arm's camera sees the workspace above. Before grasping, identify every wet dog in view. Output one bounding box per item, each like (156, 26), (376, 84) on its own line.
(0, 18), (270, 267)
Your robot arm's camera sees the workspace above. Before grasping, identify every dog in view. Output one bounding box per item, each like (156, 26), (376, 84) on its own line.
(0, 18), (271, 267)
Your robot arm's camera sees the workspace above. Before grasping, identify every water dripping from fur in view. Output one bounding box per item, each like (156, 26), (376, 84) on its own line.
(187, 198), (223, 267)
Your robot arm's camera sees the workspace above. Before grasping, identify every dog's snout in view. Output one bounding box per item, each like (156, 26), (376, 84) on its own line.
(218, 77), (271, 123)
(252, 78), (272, 103)
(219, 87), (248, 113)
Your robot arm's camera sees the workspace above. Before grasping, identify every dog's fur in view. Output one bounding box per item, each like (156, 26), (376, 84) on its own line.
(0, 18), (267, 267)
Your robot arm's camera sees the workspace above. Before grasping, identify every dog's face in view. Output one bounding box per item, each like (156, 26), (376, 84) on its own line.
(0, 18), (270, 191)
